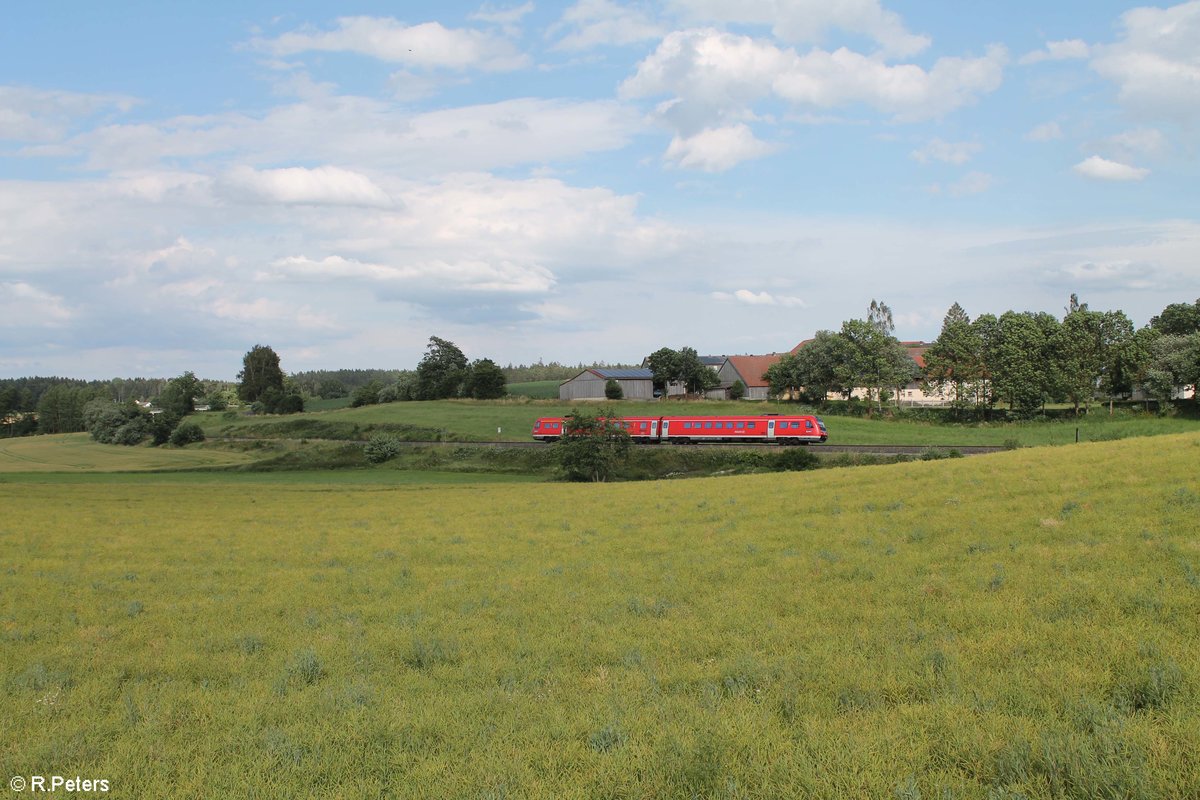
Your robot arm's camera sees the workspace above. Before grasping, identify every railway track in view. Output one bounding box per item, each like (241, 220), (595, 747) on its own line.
(215, 436), (1004, 456)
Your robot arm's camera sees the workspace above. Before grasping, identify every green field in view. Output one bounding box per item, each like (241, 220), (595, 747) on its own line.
(0, 433), (254, 473)
(2, 434), (1197, 797)
(506, 380), (561, 399)
(197, 398), (1198, 448)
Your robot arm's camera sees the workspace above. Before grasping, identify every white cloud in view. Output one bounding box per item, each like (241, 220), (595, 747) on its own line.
(0, 85), (137, 142)
(252, 16), (529, 72)
(671, 0), (931, 58)
(1073, 155), (1150, 181)
(209, 296), (340, 330)
(664, 124), (777, 171)
(1019, 39), (1090, 65)
(1105, 127), (1167, 157)
(470, 2), (535, 27)
(1024, 121), (1063, 141)
(0, 282), (73, 327)
(264, 254), (557, 294)
(70, 97), (640, 175)
(1059, 260), (1157, 290)
(548, 0), (666, 51)
(712, 288), (806, 307)
(910, 138), (981, 165)
(1090, 1), (1200, 120)
(221, 165), (392, 206)
(622, 29), (1007, 136)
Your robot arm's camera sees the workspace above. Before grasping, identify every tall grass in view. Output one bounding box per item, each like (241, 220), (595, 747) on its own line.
(1, 433), (1197, 797)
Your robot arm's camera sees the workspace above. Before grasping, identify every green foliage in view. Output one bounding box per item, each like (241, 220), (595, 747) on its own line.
(415, 336), (469, 400)
(237, 345), (285, 404)
(729, 379), (746, 400)
(923, 302), (985, 416)
(604, 378), (623, 400)
(1149, 298), (1200, 336)
(363, 434), (402, 464)
(157, 371), (202, 417)
(466, 358), (507, 400)
(350, 380), (384, 408)
(554, 407), (632, 482)
(36, 384), (99, 434)
(167, 421), (205, 447)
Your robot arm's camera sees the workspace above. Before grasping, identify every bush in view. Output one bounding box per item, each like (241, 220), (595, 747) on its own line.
(774, 447), (819, 471)
(604, 379), (624, 400)
(168, 422), (205, 447)
(364, 434), (402, 464)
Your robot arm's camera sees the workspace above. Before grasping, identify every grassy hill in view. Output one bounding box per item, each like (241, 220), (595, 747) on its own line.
(1, 434), (1197, 797)
(196, 398), (1198, 448)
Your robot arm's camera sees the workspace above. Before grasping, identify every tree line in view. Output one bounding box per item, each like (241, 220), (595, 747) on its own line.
(765, 297), (1200, 416)
(346, 336), (507, 407)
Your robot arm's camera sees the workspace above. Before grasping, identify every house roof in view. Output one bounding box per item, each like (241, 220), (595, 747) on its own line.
(724, 354), (782, 388)
(589, 368), (654, 380)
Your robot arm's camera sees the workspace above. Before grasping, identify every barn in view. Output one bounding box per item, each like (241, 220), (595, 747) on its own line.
(716, 355), (782, 400)
(558, 368), (657, 401)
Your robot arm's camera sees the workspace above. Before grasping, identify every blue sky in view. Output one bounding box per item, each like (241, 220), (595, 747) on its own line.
(2, 1), (1198, 379)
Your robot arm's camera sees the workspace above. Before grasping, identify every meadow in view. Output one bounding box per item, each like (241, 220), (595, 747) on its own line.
(196, 397), (1197, 449)
(0, 433), (253, 473)
(1, 433), (1197, 797)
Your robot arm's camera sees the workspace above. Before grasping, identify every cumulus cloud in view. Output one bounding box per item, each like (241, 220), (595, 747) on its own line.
(663, 124), (777, 171)
(1090, 1), (1200, 120)
(1024, 121), (1063, 141)
(252, 16), (529, 71)
(712, 288), (806, 307)
(1019, 39), (1090, 65)
(671, 0), (931, 58)
(1073, 155), (1150, 181)
(548, 0), (666, 50)
(910, 138), (981, 165)
(220, 165), (392, 206)
(621, 28), (1007, 138)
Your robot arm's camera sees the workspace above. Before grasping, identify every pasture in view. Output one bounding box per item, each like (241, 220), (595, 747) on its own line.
(196, 398), (1198, 448)
(1, 433), (1197, 797)
(0, 433), (253, 473)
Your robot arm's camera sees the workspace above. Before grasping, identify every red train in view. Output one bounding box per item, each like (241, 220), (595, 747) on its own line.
(532, 414), (828, 444)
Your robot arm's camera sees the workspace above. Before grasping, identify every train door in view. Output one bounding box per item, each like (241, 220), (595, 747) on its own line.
(767, 419), (776, 440)
(651, 419), (659, 440)
(661, 419), (670, 441)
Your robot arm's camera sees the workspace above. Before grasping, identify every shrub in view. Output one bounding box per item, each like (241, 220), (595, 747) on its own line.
(364, 434), (402, 464)
(774, 447), (819, 471)
(729, 379), (746, 400)
(604, 379), (624, 400)
(168, 422), (205, 447)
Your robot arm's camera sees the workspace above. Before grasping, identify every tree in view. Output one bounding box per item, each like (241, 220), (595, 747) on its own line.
(678, 347), (719, 395)
(729, 379), (746, 400)
(415, 336), (469, 400)
(923, 303), (985, 418)
(466, 358), (507, 400)
(157, 371), (201, 418)
(1144, 333), (1200, 408)
(646, 347), (682, 395)
(840, 302), (915, 413)
(774, 331), (853, 401)
(604, 378), (624, 400)
(238, 345), (285, 404)
(990, 311), (1054, 415)
(554, 408), (631, 482)
(350, 380), (383, 408)
(1150, 299), (1200, 336)
(317, 379), (348, 399)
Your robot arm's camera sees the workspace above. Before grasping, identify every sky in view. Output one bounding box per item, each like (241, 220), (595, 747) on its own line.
(2, 0), (1199, 380)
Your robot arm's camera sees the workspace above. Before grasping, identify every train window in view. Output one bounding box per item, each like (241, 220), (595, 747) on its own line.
(704, 421), (713, 429)
(806, 420), (813, 428)
(737, 422), (745, 429)
(640, 422), (647, 429)
(748, 422), (756, 429)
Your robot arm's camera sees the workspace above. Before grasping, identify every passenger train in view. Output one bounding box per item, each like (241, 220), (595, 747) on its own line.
(532, 414), (827, 445)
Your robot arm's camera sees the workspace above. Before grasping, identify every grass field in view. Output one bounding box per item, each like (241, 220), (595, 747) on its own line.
(198, 398), (1199, 448)
(506, 380), (561, 399)
(0, 433), (253, 473)
(1, 434), (1197, 797)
